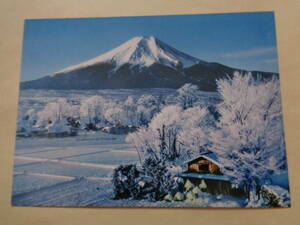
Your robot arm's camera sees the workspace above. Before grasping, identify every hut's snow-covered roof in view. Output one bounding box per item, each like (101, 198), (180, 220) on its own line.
(185, 152), (221, 167)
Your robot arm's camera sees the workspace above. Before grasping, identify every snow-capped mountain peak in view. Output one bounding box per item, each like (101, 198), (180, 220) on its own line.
(54, 36), (203, 75)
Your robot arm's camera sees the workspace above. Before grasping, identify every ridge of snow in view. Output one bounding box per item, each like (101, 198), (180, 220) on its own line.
(15, 156), (117, 169)
(54, 36), (204, 75)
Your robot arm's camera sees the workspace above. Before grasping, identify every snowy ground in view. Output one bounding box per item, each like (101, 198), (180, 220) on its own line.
(12, 131), (141, 206)
(12, 131), (244, 207)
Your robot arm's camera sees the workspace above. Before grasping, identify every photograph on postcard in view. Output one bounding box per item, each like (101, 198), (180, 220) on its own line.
(12, 12), (290, 207)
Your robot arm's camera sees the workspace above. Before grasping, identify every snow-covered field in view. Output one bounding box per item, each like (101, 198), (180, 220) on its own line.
(12, 131), (139, 206)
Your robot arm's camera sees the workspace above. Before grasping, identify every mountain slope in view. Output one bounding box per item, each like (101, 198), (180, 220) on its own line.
(54, 36), (203, 75)
(21, 36), (277, 91)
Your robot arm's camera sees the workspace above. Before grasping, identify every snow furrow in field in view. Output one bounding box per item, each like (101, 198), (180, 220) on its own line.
(86, 176), (112, 181)
(14, 171), (112, 181)
(14, 172), (74, 180)
(12, 173), (71, 196)
(15, 156), (117, 169)
(12, 178), (83, 205)
(16, 147), (62, 155)
(12, 178), (112, 206)
(110, 150), (137, 154)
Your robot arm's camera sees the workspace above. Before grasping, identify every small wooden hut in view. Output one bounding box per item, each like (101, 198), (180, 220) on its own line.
(177, 153), (245, 197)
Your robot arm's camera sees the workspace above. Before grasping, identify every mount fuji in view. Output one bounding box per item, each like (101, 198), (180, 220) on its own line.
(21, 36), (277, 91)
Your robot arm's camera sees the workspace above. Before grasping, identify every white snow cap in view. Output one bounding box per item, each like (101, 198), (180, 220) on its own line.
(54, 36), (204, 75)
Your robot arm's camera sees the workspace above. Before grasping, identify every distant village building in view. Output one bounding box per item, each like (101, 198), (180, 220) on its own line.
(177, 153), (245, 197)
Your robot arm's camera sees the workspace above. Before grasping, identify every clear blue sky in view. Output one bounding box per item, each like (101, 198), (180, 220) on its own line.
(21, 12), (279, 81)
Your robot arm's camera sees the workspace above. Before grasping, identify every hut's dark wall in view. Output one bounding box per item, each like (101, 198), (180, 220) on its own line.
(185, 178), (246, 198)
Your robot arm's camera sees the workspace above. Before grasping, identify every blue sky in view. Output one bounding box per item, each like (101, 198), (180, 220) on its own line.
(21, 12), (279, 81)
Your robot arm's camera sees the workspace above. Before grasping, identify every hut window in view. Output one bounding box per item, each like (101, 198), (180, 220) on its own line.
(198, 163), (209, 171)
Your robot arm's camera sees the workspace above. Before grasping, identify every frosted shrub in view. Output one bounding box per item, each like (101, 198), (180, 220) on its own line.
(260, 185), (291, 207)
(184, 179), (195, 191)
(141, 157), (175, 201)
(173, 192), (185, 201)
(185, 192), (214, 206)
(191, 186), (201, 195)
(186, 191), (196, 201)
(199, 180), (207, 191)
(112, 164), (141, 199)
(163, 193), (173, 202)
(112, 158), (176, 201)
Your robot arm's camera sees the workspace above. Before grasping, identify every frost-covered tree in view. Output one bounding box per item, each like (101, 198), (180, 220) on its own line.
(180, 106), (210, 130)
(209, 72), (286, 203)
(104, 95), (162, 127)
(126, 104), (214, 164)
(17, 108), (38, 132)
(35, 98), (75, 133)
(126, 127), (156, 163)
(149, 105), (183, 161)
(136, 94), (160, 126)
(37, 98), (72, 126)
(104, 106), (124, 126)
(122, 96), (138, 126)
(80, 96), (106, 125)
(177, 83), (200, 109)
(178, 106), (210, 160)
(126, 105), (182, 162)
